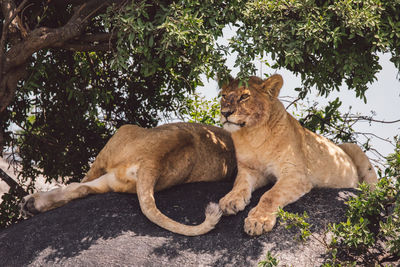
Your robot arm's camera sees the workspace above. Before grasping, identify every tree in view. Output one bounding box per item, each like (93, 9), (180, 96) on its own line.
(0, 0), (244, 190)
(1, 0), (400, 231)
(2, 0), (400, 186)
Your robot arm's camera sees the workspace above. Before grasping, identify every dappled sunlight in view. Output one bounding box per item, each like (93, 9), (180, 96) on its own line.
(306, 135), (360, 188)
(203, 127), (228, 151)
(0, 183), (358, 266)
(222, 159), (228, 177)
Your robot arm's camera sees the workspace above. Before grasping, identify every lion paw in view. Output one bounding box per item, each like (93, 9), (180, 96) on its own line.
(19, 195), (41, 217)
(244, 209), (276, 236)
(219, 191), (250, 215)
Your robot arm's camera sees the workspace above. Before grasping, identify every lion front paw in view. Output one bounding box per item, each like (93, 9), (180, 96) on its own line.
(19, 194), (41, 217)
(244, 208), (277, 236)
(219, 190), (250, 215)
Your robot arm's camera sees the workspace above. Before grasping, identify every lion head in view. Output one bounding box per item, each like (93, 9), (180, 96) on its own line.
(219, 74), (284, 132)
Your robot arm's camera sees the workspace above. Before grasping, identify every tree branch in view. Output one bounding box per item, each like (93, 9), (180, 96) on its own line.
(355, 132), (395, 146)
(0, 0), (122, 115)
(285, 96), (301, 110)
(3, 0), (122, 72)
(76, 32), (117, 42)
(0, 168), (27, 197)
(0, 0), (29, 75)
(51, 42), (113, 52)
(4, 4), (91, 71)
(349, 116), (400, 124)
(51, 32), (117, 51)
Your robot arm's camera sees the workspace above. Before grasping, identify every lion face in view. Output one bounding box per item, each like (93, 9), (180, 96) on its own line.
(220, 74), (284, 132)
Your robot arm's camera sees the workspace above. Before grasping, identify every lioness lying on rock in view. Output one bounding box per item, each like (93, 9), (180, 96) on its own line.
(20, 123), (237, 236)
(219, 74), (377, 236)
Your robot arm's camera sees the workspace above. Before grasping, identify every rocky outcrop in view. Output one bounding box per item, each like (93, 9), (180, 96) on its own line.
(0, 182), (358, 266)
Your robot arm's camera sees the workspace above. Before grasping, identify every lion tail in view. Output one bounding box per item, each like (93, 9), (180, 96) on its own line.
(339, 143), (378, 189)
(136, 168), (222, 236)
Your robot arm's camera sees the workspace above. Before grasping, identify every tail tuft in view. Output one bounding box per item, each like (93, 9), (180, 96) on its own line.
(205, 202), (223, 228)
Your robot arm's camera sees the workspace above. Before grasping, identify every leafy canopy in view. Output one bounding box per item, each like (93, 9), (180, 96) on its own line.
(3, 0), (244, 184)
(2, 0), (400, 185)
(231, 0), (400, 101)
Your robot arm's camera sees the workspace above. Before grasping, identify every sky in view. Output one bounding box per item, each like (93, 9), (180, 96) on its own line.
(197, 28), (400, 166)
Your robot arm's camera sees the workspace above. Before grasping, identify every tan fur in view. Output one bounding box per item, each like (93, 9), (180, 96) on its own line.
(20, 122), (237, 236)
(218, 74), (377, 236)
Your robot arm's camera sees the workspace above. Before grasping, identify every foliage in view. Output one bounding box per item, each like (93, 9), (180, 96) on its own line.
(1, 0), (244, 186)
(327, 179), (399, 265)
(104, 0), (239, 86)
(258, 251), (279, 267)
(0, 0), (242, 227)
(277, 208), (312, 241)
(231, 0), (400, 101)
(178, 93), (221, 126)
(2, 0), (400, 188)
(295, 97), (356, 144)
(0, 189), (23, 228)
(1, 0), (400, 244)
(328, 141), (400, 265)
(8, 49), (174, 185)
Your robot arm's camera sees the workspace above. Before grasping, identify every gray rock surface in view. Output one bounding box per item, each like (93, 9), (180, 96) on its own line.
(0, 182), (358, 266)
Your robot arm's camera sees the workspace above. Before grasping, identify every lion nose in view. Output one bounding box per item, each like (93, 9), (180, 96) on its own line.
(222, 111), (233, 118)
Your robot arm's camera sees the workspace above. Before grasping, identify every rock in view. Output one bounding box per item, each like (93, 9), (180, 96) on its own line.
(0, 182), (357, 266)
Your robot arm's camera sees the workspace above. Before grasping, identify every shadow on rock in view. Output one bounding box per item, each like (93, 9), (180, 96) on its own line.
(0, 182), (357, 266)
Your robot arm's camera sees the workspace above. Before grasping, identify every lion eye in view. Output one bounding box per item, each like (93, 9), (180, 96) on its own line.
(221, 94), (227, 99)
(239, 94), (250, 102)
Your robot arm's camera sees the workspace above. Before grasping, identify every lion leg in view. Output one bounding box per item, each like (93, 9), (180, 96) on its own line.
(80, 148), (109, 183)
(81, 165), (106, 183)
(244, 176), (312, 236)
(219, 166), (267, 215)
(20, 171), (135, 217)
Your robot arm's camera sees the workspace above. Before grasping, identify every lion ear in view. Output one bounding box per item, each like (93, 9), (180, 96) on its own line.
(262, 74), (283, 98)
(217, 72), (234, 88)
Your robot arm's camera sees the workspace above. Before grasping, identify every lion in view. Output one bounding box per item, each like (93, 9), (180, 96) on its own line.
(20, 122), (237, 236)
(218, 74), (377, 236)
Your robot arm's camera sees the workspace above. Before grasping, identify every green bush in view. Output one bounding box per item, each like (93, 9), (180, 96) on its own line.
(329, 139), (399, 265)
(178, 93), (221, 126)
(0, 189), (23, 228)
(258, 251), (279, 267)
(277, 209), (312, 242)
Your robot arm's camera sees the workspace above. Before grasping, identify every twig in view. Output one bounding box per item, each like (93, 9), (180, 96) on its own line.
(349, 116), (400, 124)
(81, 2), (107, 22)
(285, 97), (301, 110)
(356, 132), (395, 146)
(368, 157), (387, 170)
